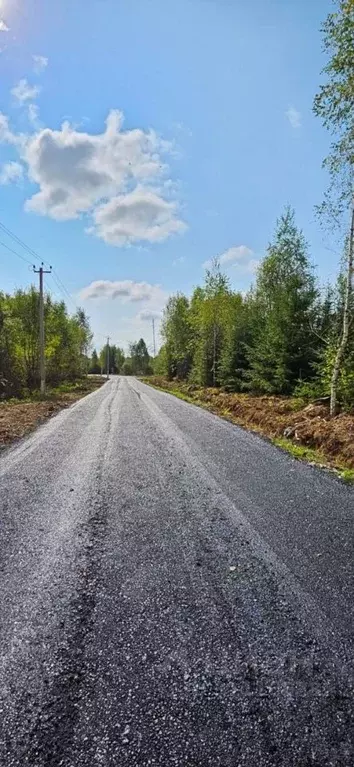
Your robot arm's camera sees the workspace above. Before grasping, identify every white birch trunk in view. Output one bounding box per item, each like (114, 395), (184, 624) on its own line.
(330, 202), (354, 416)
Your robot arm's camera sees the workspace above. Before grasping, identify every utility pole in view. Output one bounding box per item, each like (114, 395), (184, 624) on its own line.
(152, 318), (156, 357)
(33, 262), (52, 396)
(106, 336), (110, 379)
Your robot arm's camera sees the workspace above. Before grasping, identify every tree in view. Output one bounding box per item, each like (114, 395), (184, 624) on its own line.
(0, 287), (93, 397)
(121, 358), (133, 376)
(313, 0), (354, 414)
(129, 338), (151, 375)
(161, 294), (193, 379)
(190, 261), (233, 387)
(245, 208), (318, 394)
(218, 293), (250, 391)
(89, 349), (100, 374)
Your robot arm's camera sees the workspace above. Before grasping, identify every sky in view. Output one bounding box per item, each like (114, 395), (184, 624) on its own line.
(0, 0), (336, 353)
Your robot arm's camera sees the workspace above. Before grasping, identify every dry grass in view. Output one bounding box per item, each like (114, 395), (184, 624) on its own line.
(143, 377), (354, 480)
(0, 377), (106, 448)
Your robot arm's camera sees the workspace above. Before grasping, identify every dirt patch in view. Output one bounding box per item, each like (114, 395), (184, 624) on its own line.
(0, 378), (106, 448)
(143, 377), (354, 474)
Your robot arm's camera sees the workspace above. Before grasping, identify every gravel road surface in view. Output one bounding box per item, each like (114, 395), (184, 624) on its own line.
(0, 376), (353, 766)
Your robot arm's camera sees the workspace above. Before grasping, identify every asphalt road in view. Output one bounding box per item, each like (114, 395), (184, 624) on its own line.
(0, 376), (353, 766)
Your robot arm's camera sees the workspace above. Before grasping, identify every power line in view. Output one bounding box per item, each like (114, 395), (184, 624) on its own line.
(0, 221), (43, 265)
(49, 271), (78, 312)
(0, 218), (78, 311)
(0, 239), (35, 267)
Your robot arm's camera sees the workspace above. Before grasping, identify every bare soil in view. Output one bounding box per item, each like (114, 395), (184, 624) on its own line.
(0, 378), (106, 448)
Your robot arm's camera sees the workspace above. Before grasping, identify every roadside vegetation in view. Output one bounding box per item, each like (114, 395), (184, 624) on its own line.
(142, 377), (354, 481)
(89, 338), (152, 376)
(0, 289), (106, 446)
(150, 205), (354, 417)
(0, 288), (92, 399)
(0, 376), (106, 447)
(141, 2), (354, 477)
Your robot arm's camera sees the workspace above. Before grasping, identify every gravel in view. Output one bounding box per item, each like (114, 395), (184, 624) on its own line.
(0, 375), (353, 766)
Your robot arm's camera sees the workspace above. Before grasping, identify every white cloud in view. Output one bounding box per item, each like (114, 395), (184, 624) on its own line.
(11, 79), (41, 104)
(91, 186), (186, 245)
(0, 107), (185, 246)
(285, 106), (301, 129)
(0, 113), (15, 143)
(27, 103), (40, 127)
(0, 161), (23, 184)
(203, 245), (258, 273)
(0, 113), (24, 146)
(0, 20), (9, 32)
(33, 55), (48, 74)
(79, 279), (166, 304)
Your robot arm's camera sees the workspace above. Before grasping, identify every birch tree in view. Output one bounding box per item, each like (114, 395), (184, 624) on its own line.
(314, 0), (354, 414)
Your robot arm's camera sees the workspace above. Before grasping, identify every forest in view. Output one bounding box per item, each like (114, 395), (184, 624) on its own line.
(153, 206), (354, 412)
(1, 0), (353, 418)
(0, 288), (93, 399)
(152, 0), (354, 417)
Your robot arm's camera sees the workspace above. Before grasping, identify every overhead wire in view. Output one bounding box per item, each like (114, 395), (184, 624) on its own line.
(0, 221), (43, 265)
(0, 238), (36, 268)
(0, 218), (79, 311)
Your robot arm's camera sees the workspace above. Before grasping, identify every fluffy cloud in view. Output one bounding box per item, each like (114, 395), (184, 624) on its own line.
(91, 187), (186, 245)
(33, 55), (48, 74)
(79, 279), (166, 304)
(203, 245), (258, 273)
(0, 20), (9, 32)
(11, 79), (41, 104)
(285, 106), (301, 129)
(0, 161), (23, 184)
(0, 107), (185, 246)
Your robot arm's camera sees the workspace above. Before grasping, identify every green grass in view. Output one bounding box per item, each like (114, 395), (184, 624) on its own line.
(273, 437), (354, 483)
(338, 468), (354, 484)
(272, 437), (325, 464)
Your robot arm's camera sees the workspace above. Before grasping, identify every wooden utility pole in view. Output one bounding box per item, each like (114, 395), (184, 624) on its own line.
(33, 263), (52, 396)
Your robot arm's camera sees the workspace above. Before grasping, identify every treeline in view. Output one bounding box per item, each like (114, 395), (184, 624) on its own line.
(0, 287), (92, 398)
(155, 209), (354, 411)
(89, 337), (152, 376)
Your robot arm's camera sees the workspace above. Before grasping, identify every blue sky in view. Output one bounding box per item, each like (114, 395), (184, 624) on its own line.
(0, 0), (335, 351)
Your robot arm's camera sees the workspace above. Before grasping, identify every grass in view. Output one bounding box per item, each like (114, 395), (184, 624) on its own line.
(273, 438), (354, 483)
(272, 437), (326, 464)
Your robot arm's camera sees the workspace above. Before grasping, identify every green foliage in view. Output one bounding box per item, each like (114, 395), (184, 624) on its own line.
(129, 339), (152, 375)
(313, 0), (354, 214)
(190, 262), (235, 387)
(245, 208), (318, 394)
(151, 206), (354, 410)
(98, 344), (125, 374)
(121, 358), (133, 376)
(89, 349), (101, 374)
(0, 288), (92, 399)
(152, 345), (168, 375)
(161, 294), (193, 379)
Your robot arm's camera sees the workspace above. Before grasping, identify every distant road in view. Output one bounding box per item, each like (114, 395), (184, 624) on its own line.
(0, 376), (353, 766)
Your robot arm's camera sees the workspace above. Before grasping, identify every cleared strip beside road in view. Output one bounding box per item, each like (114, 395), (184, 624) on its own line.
(0, 375), (353, 766)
